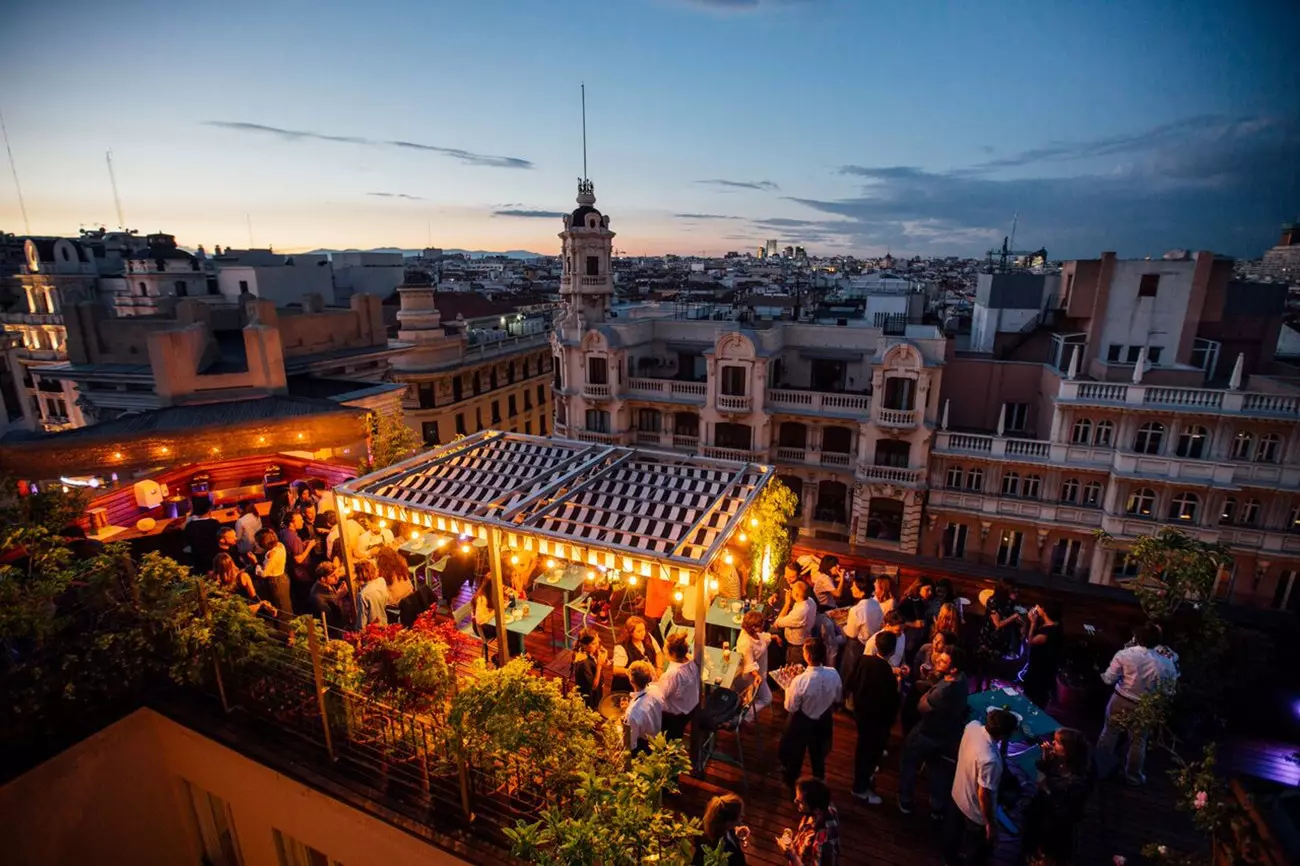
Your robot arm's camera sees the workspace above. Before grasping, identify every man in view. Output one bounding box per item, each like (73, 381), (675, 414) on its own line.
(234, 500), (262, 555)
(773, 580), (818, 666)
(767, 560), (803, 610)
(215, 527), (256, 575)
(810, 554), (846, 609)
(779, 638), (843, 789)
(280, 511), (317, 613)
(651, 631), (700, 741)
(309, 561), (348, 631)
(864, 610), (908, 675)
(946, 708), (1017, 866)
(899, 646), (971, 818)
(310, 478), (335, 516)
(572, 628), (608, 710)
(1097, 622), (1178, 785)
(847, 629), (901, 804)
(623, 660), (663, 754)
(183, 498), (223, 574)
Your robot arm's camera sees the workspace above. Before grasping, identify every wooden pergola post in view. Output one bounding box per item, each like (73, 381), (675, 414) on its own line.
(487, 526), (510, 667)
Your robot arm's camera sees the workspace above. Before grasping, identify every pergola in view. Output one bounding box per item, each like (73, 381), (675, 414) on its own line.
(335, 430), (774, 672)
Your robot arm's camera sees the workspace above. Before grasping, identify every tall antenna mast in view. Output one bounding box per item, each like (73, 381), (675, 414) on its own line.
(0, 108), (30, 234)
(106, 150), (125, 229)
(246, 213), (254, 248)
(581, 83), (588, 181)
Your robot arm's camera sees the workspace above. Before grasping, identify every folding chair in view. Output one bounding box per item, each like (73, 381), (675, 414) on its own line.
(695, 687), (750, 793)
(567, 591), (616, 645)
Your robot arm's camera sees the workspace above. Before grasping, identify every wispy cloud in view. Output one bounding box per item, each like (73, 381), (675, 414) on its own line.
(674, 212), (743, 220)
(493, 209), (566, 218)
(367, 192), (424, 201)
(205, 121), (534, 169)
(676, 0), (814, 11)
(792, 114), (1300, 257)
(697, 178), (780, 192)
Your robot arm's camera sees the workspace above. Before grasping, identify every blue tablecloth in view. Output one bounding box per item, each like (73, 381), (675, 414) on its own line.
(966, 687), (1059, 777)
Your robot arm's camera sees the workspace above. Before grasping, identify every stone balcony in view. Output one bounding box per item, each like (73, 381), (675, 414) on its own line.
(875, 407), (919, 428)
(771, 447), (854, 470)
(623, 377), (707, 405)
(582, 382), (611, 401)
(1058, 380), (1300, 419)
(857, 464), (926, 485)
(930, 488), (1105, 529)
(573, 429), (619, 446)
(716, 393), (753, 414)
(701, 445), (762, 462)
(766, 388), (871, 419)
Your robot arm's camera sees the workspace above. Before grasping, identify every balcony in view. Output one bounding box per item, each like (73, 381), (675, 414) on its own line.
(820, 451), (853, 468)
(582, 382), (611, 400)
(858, 464), (925, 485)
(770, 447), (855, 471)
(766, 388), (871, 419)
(673, 433), (700, 451)
(1230, 461), (1300, 488)
(875, 407), (918, 428)
(574, 429), (619, 446)
(934, 432), (1111, 467)
(702, 445), (760, 462)
(716, 394), (752, 414)
(1058, 380), (1300, 419)
(929, 489), (1105, 528)
(624, 377), (707, 405)
(1110, 452), (1236, 485)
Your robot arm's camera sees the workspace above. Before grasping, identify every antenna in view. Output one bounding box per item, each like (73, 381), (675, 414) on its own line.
(581, 83), (588, 182)
(0, 108), (30, 234)
(1009, 210), (1019, 253)
(246, 214), (254, 248)
(106, 150), (125, 230)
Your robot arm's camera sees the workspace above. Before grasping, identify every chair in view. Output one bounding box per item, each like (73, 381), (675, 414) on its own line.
(695, 687), (750, 792)
(566, 592), (615, 646)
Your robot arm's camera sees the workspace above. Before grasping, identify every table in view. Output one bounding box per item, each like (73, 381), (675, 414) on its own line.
(967, 687), (1059, 832)
(699, 646), (742, 691)
(598, 691), (632, 721)
(706, 597), (764, 642)
(535, 565), (588, 647)
(504, 600), (554, 636)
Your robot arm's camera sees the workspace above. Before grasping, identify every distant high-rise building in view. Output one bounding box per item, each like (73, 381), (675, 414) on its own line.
(765, 239), (779, 258)
(794, 246), (807, 260)
(783, 245), (794, 259)
(1258, 223), (1300, 282)
(757, 246), (766, 259)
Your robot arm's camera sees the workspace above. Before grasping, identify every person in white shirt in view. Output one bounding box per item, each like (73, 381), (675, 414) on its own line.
(946, 710), (1017, 866)
(735, 610), (773, 720)
(810, 554), (846, 609)
(1096, 622), (1178, 785)
(843, 575), (874, 642)
(254, 528), (292, 621)
(650, 632), (700, 741)
(778, 638), (843, 788)
(864, 576), (895, 640)
(773, 581), (818, 666)
(623, 660), (663, 754)
(310, 479), (335, 516)
(863, 610), (908, 676)
(234, 500), (263, 555)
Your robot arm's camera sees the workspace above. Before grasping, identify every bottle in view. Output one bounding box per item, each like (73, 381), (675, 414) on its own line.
(722, 641), (731, 662)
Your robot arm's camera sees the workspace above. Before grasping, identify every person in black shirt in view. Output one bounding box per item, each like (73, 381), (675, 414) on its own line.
(847, 630), (902, 804)
(572, 628), (607, 710)
(898, 646), (970, 818)
(215, 527), (257, 575)
(310, 561), (349, 631)
(897, 576), (934, 663)
(184, 498), (224, 574)
(1021, 727), (1093, 865)
(693, 793), (749, 865)
(1023, 600), (1064, 709)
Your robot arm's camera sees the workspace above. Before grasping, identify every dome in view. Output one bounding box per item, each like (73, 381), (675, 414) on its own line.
(570, 205), (603, 226)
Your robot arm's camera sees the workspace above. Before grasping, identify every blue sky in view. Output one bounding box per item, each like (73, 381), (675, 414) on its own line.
(1, 0), (1296, 258)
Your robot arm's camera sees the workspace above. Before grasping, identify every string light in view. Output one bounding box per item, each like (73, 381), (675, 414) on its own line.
(545, 559), (556, 569)
(708, 577), (718, 592)
(723, 552), (734, 565)
(378, 519), (388, 529)
(510, 554), (519, 566)
(738, 531), (747, 543)
(257, 436), (266, 444)
(435, 538), (447, 548)
(112, 451), (122, 460)
(586, 570), (595, 581)
(749, 517), (759, 528)
(627, 575), (638, 586)
(410, 530), (420, 540)
(674, 590), (684, 603)
(460, 543), (471, 554)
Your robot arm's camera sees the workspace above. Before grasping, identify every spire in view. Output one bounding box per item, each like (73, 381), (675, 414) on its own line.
(576, 83), (595, 205)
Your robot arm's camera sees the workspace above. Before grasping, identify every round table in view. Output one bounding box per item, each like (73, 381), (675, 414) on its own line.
(597, 691), (632, 720)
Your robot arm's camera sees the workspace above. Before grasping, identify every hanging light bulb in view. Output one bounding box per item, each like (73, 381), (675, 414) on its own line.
(738, 531), (748, 543)
(378, 519), (388, 529)
(435, 537), (447, 548)
(709, 577), (719, 592)
(460, 543), (471, 554)
(674, 590), (684, 603)
(628, 574), (638, 586)
(510, 554), (519, 566)
(409, 530), (420, 540)
(586, 570), (595, 581)
(750, 517), (759, 528)
(546, 559), (556, 569)
(723, 552), (734, 565)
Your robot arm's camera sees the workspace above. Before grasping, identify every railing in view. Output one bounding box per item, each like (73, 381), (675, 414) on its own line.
(774, 446), (809, 463)
(1074, 382), (1128, 402)
(582, 382), (611, 400)
(634, 430), (663, 446)
(1144, 387), (1223, 409)
(672, 434), (700, 451)
(624, 378), (707, 402)
(820, 451), (852, 467)
(1243, 393), (1300, 415)
(702, 445), (758, 462)
(575, 429), (618, 445)
(1005, 438), (1051, 459)
(716, 394), (752, 413)
(767, 388), (871, 417)
(580, 275), (605, 286)
(1060, 380), (1300, 418)
(944, 433), (994, 453)
(876, 407), (918, 427)
(858, 464), (925, 484)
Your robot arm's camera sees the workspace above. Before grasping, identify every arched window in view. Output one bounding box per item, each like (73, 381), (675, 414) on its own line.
(1231, 431), (1254, 460)
(1082, 481), (1103, 507)
(1001, 471), (1020, 496)
(1021, 475), (1041, 499)
(1168, 492), (1200, 522)
(1060, 478), (1079, 504)
(1255, 433), (1280, 464)
(1126, 487), (1156, 516)
(1094, 420), (1114, 447)
(1134, 422), (1165, 455)
(1071, 419), (1092, 445)
(1219, 496), (1237, 525)
(1176, 425), (1209, 459)
(965, 468), (984, 492)
(1241, 498), (1261, 526)
(945, 466), (964, 489)
(1291, 502), (1300, 532)
(137, 281), (147, 297)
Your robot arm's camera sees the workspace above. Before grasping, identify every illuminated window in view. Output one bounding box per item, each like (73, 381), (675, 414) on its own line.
(1126, 488), (1156, 517)
(1168, 492), (1199, 522)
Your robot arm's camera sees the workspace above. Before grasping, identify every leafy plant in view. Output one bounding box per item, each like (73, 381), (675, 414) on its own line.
(1141, 745), (1266, 865)
(1094, 527), (1228, 623)
(504, 736), (725, 866)
(361, 410), (422, 473)
(747, 478), (798, 595)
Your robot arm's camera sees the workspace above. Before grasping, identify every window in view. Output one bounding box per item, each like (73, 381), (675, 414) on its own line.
(507, 361), (515, 384)
(1255, 433), (1280, 463)
(1272, 571), (1300, 613)
(1021, 475), (1041, 499)
(556, 400), (567, 425)
(1148, 347), (1163, 364)
(1003, 402), (1028, 433)
(1134, 422), (1165, 455)
(585, 409), (611, 432)
(175, 279), (188, 297)
(273, 829), (343, 866)
(779, 475), (804, 517)
(508, 394), (517, 416)
(524, 390), (532, 410)
(490, 368), (498, 390)
(966, 468), (984, 492)
(996, 530), (1023, 567)
(1241, 498), (1260, 526)
(882, 376), (915, 411)
(1070, 419), (1092, 445)
(422, 421), (440, 445)
(943, 523), (968, 558)
(720, 365), (747, 396)
(238, 279), (249, 294)
(865, 498), (903, 540)
(539, 415), (547, 435)
(823, 425), (853, 455)
(417, 383), (435, 409)
(946, 466), (964, 489)
(1219, 496), (1237, 525)
(183, 780), (242, 866)
(1126, 487), (1156, 516)
(1191, 338), (1220, 374)
(455, 413), (466, 435)
(1107, 344), (1123, 362)
(1168, 492), (1199, 522)
(873, 439), (909, 467)
(1112, 553), (1141, 580)
(637, 408), (661, 432)
(1176, 425), (1209, 459)
(525, 420), (532, 435)
(714, 422), (753, 451)
(473, 372), (482, 395)
(815, 480), (849, 524)
(1001, 471), (1020, 496)
(452, 376), (463, 402)
(491, 400), (501, 424)
(1050, 539), (1082, 577)
(1126, 346), (1144, 364)
(1094, 420), (1114, 447)
(1231, 431), (1254, 460)
(779, 422), (808, 449)
(585, 255), (600, 276)
(1060, 478), (1079, 503)
(474, 407), (483, 430)
(536, 383), (545, 405)
(138, 281), (147, 296)
(1291, 502), (1300, 533)
(1138, 273), (1160, 297)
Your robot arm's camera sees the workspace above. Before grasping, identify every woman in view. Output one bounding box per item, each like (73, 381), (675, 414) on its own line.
(931, 602), (961, 643)
(896, 577), (934, 661)
(694, 793), (749, 865)
(610, 616), (663, 693)
(355, 560), (391, 629)
(211, 552), (275, 617)
(779, 777), (839, 865)
(1023, 600), (1064, 709)
(268, 488), (293, 530)
(1020, 728), (1093, 865)
(928, 577), (955, 619)
(900, 630), (954, 733)
(571, 628), (607, 710)
(735, 610), (773, 720)
(474, 577), (525, 657)
(977, 578), (1023, 689)
(254, 527), (292, 619)
(373, 546), (414, 606)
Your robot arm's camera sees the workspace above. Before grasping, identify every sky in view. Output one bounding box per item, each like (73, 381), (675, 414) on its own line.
(1, 0), (1297, 259)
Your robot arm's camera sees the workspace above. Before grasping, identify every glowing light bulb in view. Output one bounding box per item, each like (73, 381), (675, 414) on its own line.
(750, 517), (759, 528)
(435, 538), (447, 548)
(586, 571), (595, 581)
(460, 544), (470, 554)
(510, 555), (519, 565)
(410, 530), (419, 540)
(296, 432), (304, 441)
(160, 446), (170, 454)
(738, 531), (747, 543)
(674, 590), (684, 603)
(628, 575), (638, 586)
(545, 559), (556, 569)
(378, 519), (388, 529)
(709, 578), (719, 592)
(723, 552), (734, 565)
(112, 451), (122, 460)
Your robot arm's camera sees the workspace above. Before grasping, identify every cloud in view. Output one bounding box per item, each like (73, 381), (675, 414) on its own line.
(205, 121), (533, 169)
(752, 217), (824, 227)
(677, 0), (814, 10)
(674, 213), (743, 220)
(493, 209), (567, 218)
(367, 192), (424, 201)
(697, 179), (780, 192)
(790, 114), (1299, 257)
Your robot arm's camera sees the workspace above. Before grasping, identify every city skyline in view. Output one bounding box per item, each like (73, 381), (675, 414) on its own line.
(2, 0), (1297, 258)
